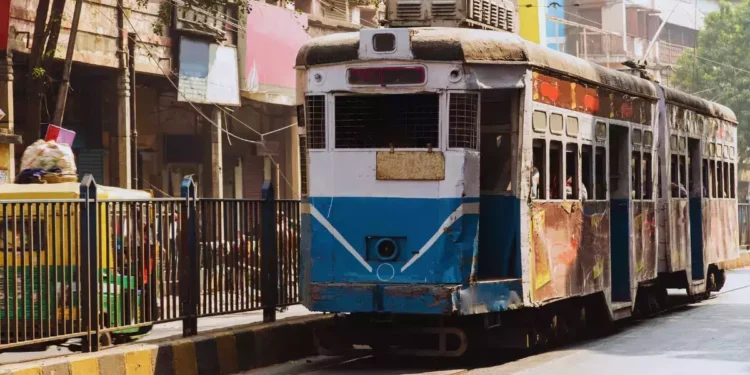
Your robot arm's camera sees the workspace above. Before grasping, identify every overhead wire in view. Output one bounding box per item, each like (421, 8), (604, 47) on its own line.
(95, 4), (301, 198)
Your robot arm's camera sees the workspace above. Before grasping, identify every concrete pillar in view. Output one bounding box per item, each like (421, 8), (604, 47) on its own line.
(210, 108), (223, 198)
(113, 67), (132, 188)
(0, 51), (16, 183)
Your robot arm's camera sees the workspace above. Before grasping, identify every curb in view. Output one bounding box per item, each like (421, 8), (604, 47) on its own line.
(0, 314), (332, 375)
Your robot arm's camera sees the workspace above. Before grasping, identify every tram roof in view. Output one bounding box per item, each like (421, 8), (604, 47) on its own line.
(297, 27), (737, 123)
(662, 86), (737, 124)
(296, 28), (657, 98)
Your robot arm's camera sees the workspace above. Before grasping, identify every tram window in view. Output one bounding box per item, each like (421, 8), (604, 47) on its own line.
(644, 131), (653, 149)
(724, 146), (730, 159)
(679, 155), (687, 198)
(567, 117), (579, 137)
(717, 145), (723, 158)
(306, 95), (326, 149)
(582, 145), (593, 201)
(710, 160), (717, 198)
(718, 162), (725, 198)
(550, 114), (564, 135)
(335, 94), (439, 149)
(658, 159), (663, 199)
(730, 163), (736, 198)
(596, 122), (606, 140)
(724, 162), (731, 198)
(449, 93), (479, 149)
(644, 153), (653, 200)
(550, 141), (563, 199)
(532, 140), (546, 200)
(632, 130), (642, 145)
(670, 154), (679, 197)
(632, 152), (642, 200)
(702, 159), (709, 198)
(670, 135), (678, 151)
(595, 147), (606, 200)
(566, 144), (579, 200)
(533, 111), (547, 133)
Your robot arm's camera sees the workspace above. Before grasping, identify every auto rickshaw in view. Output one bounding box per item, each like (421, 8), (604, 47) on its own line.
(0, 182), (160, 348)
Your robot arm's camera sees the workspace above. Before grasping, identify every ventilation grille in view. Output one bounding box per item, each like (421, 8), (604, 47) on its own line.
(305, 96), (326, 149)
(432, 0), (457, 17)
(469, 0), (514, 32)
(397, 0), (422, 18)
(449, 93), (479, 149)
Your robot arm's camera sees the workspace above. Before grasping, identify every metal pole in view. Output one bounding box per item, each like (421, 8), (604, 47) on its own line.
(128, 33), (139, 189)
(583, 28), (588, 60)
(643, 0), (681, 62)
(51, 0), (85, 125)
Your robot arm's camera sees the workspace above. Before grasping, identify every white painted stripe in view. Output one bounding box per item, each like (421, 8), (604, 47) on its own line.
(401, 204), (466, 272)
(310, 205), (373, 273)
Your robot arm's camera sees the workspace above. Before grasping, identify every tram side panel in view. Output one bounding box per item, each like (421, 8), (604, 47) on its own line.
(525, 72), (613, 305)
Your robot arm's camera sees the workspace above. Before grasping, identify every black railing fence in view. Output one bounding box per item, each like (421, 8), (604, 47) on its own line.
(0, 175), (300, 352)
(740, 203), (750, 250)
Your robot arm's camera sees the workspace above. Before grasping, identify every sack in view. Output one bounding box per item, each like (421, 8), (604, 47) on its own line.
(20, 140), (77, 176)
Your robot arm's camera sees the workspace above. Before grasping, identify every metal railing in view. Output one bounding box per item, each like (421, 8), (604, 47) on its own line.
(0, 175), (300, 352)
(740, 203), (750, 250)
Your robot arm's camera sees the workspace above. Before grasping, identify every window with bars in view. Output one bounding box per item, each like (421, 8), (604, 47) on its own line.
(334, 94), (439, 149)
(449, 93), (479, 149)
(299, 135), (308, 196)
(305, 96), (326, 149)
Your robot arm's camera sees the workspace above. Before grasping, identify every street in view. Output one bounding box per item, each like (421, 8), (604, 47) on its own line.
(243, 268), (750, 375)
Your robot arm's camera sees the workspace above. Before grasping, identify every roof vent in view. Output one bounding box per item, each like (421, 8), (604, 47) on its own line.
(397, 0), (422, 18)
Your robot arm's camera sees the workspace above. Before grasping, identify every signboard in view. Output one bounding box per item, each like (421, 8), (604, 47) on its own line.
(0, 0), (10, 51)
(178, 38), (240, 106)
(243, 2), (309, 103)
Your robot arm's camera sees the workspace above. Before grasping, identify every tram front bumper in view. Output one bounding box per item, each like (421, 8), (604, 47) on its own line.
(306, 280), (524, 315)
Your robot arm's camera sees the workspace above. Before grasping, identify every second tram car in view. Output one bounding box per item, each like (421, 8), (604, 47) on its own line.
(296, 28), (738, 356)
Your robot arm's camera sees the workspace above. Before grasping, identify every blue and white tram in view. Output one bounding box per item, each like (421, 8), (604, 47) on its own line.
(295, 27), (738, 355)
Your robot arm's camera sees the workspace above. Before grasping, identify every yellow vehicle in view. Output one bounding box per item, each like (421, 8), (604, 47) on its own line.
(0, 182), (159, 346)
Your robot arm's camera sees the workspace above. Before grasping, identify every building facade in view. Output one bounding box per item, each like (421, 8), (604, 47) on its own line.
(1, 0), (364, 198)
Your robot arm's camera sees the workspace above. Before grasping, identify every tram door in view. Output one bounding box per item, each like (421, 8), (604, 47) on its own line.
(609, 125), (632, 302)
(688, 138), (705, 280)
(477, 89), (522, 280)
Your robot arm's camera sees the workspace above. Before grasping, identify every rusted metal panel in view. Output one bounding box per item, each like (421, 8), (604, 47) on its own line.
(376, 151), (446, 181)
(633, 202), (657, 282)
(529, 201), (609, 304)
(668, 199), (690, 271)
(703, 200), (739, 265)
(296, 28), (657, 100)
(532, 72), (654, 125)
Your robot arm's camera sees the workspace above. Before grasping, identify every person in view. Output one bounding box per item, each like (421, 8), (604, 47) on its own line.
(531, 166), (540, 200)
(671, 182), (688, 198)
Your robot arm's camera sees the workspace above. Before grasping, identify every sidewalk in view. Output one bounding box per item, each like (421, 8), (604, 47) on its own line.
(0, 305), (322, 373)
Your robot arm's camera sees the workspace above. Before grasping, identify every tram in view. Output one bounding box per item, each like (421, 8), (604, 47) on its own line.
(296, 27), (738, 356)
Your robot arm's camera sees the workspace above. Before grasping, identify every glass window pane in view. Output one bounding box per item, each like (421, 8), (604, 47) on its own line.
(566, 117), (579, 137)
(533, 111), (547, 133)
(550, 113), (564, 135)
(632, 129), (642, 145)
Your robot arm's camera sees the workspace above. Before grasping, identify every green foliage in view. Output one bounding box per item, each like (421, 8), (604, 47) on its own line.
(672, 0), (750, 165)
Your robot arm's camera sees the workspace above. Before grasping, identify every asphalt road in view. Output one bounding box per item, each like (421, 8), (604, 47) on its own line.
(244, 268), (750, 375)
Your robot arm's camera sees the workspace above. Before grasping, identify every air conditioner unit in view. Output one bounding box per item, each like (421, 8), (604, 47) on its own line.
(385, 0), (516, 33)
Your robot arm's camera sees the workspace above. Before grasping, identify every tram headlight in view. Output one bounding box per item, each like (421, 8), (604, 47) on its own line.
(375, 238), (399, 261)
